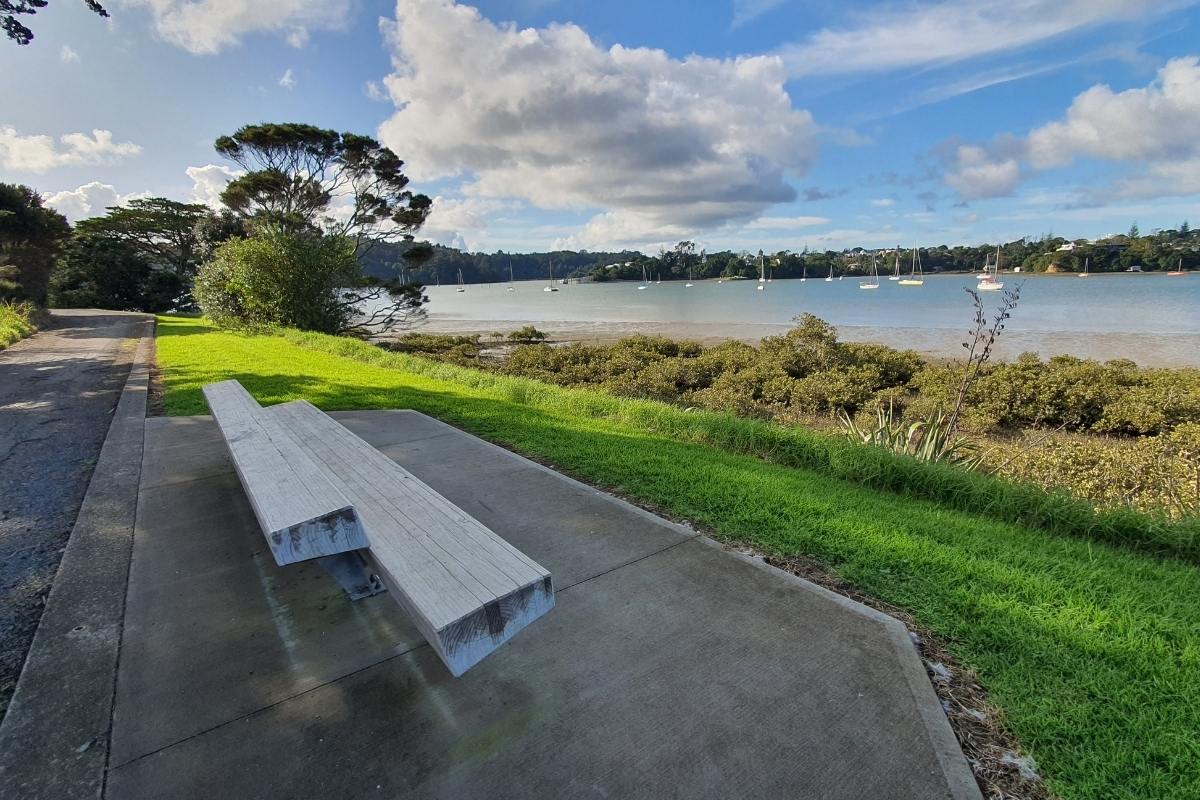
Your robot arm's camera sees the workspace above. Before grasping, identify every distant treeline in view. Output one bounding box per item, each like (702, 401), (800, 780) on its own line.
(361, 225), (1200, 285)
(359, 241), (643, 285)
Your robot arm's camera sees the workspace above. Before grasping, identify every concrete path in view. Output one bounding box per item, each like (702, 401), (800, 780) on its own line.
(0, 310), (149, 718)
(102, 410), (979, 799)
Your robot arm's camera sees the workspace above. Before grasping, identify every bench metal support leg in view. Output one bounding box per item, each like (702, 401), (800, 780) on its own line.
(317, 551), (387, 601)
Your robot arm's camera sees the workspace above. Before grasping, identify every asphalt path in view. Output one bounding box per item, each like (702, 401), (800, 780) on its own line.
(0, 310), (146, 719)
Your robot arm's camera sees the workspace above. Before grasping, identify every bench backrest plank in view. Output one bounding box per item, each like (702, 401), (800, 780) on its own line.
(269, 400), (554, 675)
(202, 381), (368, 565)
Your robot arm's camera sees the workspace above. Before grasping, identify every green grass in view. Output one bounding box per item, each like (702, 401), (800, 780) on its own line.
(157, 315), (1200, 800)
(0, 301), (39, 350)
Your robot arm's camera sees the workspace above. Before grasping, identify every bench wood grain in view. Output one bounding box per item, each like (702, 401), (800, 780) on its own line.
(269, 400), (555, 676)
(202, 381), (368, 566)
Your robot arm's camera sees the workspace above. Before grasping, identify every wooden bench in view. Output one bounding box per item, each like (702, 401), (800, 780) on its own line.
(269, 400), (555, 677)
(202, 381), (554, 677)
(202, 381), (369, 565)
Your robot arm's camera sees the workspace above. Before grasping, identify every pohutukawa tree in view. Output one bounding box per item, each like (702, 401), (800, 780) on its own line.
(203, 123), (435, 336)
(214, 123), (433, 251)
(3, 0), (108, 45)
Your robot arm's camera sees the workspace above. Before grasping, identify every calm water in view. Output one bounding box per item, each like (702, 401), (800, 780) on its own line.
(408, 273), (1200, 365)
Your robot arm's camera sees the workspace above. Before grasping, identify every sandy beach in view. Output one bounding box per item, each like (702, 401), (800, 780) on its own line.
(413, 317), (1200, 367)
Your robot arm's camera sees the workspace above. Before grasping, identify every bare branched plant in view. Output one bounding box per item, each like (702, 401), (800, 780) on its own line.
(947, 283), (1023, 436)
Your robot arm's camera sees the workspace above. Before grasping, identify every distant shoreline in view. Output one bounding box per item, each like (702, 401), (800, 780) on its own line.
(410, 317), (1200, 368)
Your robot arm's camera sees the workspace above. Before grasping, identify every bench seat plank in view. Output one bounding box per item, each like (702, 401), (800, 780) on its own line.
(202, 381), (368, 566)
(269, 400), (555, 676)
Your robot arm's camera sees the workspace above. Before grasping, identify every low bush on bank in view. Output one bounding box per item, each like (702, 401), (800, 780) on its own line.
(279, 326), (1200, 563)
(910, 353), (1200, 436)
(383, 332), (482, 362)
(0, 301), (40, 349)
(990, 425), (1200, 519)
(393, 318), (1200, 518)
(412, 316), (1200, 439)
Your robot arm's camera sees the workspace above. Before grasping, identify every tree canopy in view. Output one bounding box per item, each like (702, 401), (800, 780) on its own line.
(0, 182), (70, 304)
(3, 0), (108, 45)
(213, 123), (432, 250)
(56, 197), (212, 311)
(75, 197), (209, 277)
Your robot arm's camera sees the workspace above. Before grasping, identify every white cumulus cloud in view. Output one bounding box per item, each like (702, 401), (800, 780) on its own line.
(417, 195), (509, 250)
(44, 182), (145, 222)
(120, 0), (353, 54)
(44, 165), (242, 223)
(943, 144), (1024, 200)
(943, 56), (1200, 201)
(378, 0), (818, 249)
(1026, 56), (1200, 168)
(60, 45), (80, 63)
(185, 163), (244, 207)
(0, 126), (141, 173)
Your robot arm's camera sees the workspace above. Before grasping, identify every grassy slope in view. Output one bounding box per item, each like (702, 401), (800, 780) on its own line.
(0, 303), (38, 350)
(157, 316), (1200, 800)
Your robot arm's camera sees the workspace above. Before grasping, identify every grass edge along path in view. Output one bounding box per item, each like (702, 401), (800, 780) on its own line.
(156, 316), (1200, 800)
(0, 301), (41, 350)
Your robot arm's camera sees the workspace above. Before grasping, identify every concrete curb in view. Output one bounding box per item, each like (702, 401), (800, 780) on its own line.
(356, 410), (983, 800)
(0, 317), (152, 800)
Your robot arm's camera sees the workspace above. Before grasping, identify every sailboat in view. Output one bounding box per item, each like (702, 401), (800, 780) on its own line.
(800, 263), (807, 283)
(655, 272), (661, 285)
(456, 267), (466, 292)
(756, 253), (766, 290)
(977, 246), (1004, 291)
(859, 254), (880, 289)
(899, 246), (924, 286)
(543, 258), (559, 292)
(1078, 257), (1090, 278)
(1168, 258), (1188, 276)
(889, 248), (901, 281)
(637, 263), (648, 290)
(685, 261), (694, 288)
(507, 259), (516, 291)
(825, 263), (834, 282)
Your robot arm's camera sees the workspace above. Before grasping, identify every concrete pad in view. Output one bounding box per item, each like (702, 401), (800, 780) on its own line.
(105, 409), (979, 799)
(139, 416), (230, 489)
(325, 408), (452, 447)
(108, 536), (974, 799)
(332, 410), (698, 590)
(111, 424), (425, 765)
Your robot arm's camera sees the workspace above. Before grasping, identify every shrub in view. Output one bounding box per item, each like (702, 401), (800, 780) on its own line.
(910, 355), (1200, 436)
(991, 424), (1200, 518)
(0, 300), (40, 349)
(385, 333), (481, 364)
(194, 228), (359, 333)
(507, 325), (547, 343)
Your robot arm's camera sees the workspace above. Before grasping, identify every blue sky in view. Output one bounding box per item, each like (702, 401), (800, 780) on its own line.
(3, 0), (1200, 254)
